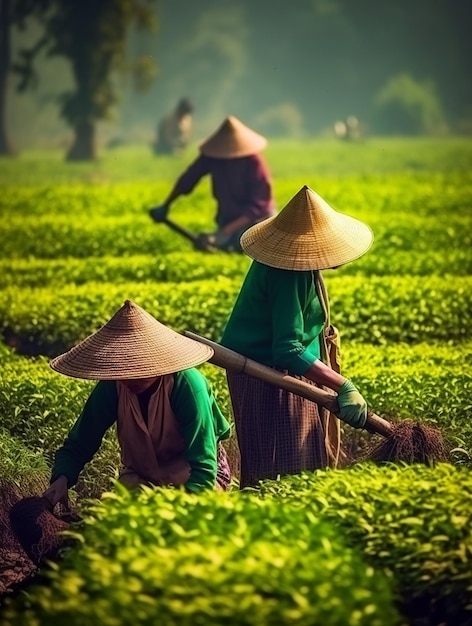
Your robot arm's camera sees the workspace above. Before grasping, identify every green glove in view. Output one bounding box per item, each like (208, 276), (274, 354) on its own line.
(337, 380), (367, 428)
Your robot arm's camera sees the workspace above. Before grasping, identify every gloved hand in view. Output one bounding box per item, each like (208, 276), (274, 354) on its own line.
(43, 475), (69, 508)
(207, 230), (232, 249)
(149, 204), (169, 223)
(337, 379), (368, 428)
(193, 233), (216, 252)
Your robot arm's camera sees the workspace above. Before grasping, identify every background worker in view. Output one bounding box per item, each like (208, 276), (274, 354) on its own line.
(153, 97), (194, 156)
(149, 115), (276, 252)
(43, 300), (232, 508)
(220, 185), (373, 488)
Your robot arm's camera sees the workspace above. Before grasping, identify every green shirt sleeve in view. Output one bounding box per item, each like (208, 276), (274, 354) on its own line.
(51, 381), (118, 487)
(172, 369), (231, 493)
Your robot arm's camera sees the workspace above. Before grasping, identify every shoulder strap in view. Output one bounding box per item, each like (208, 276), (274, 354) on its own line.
(313, 270), (342, 467)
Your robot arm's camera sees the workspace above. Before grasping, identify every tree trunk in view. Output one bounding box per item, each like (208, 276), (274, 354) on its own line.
(0, 0), (15, 156)
(65, 120), (97, 161)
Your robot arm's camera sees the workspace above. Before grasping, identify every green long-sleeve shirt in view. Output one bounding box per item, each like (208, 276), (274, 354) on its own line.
(221, 261), (325, 375)
(51, 368), (231, 493)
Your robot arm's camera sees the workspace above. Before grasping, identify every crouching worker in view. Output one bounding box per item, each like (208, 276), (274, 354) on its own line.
(43, 300), (232, 508)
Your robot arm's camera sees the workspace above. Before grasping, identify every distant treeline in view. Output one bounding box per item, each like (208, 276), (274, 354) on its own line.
(6, 0), (472, 148)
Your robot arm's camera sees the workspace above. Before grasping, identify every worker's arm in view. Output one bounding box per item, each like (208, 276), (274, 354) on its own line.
(49, 381), (118, 489)
(172, 370), (230, 492)
(267, 268), (367, 428)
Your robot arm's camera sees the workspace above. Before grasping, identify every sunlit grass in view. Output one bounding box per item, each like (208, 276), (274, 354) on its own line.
(0, 136), (471, 186)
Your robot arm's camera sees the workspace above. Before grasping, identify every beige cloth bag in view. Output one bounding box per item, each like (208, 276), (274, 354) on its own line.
(116, 376), (190, 488)
(314, 271), (342, 468)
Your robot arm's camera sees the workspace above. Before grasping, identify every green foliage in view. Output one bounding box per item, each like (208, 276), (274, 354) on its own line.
(0, 345), (119, 498)
(341, 342), (472, 458)
(0, 254), (251, 288)
(1, 246), (471, 292)
(328, 275), (471, 344)
(258, 463), (472, 626)
(1, 486), (399, 626)
(0, 280), (236, 354)
(1, 169), (471, 259)
(0, 359), (91, 456)
(1, 340), (471, 500)
(3, 464), (472, 625)
(0, 429), (49, 488)
(0, 276), (470, 357)
(1, 138), (472, 183)
(0, 137), (471, 620)
(25, 1), (157, 126)
(374, 74), (447, 135)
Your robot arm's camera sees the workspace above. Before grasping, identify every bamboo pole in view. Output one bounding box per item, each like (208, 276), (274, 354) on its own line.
(185, 331), (393, 439)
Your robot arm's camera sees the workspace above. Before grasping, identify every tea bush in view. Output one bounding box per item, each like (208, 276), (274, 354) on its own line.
(258, 463), (472, 626)
(1, 245), (470, 291)
(0, 254), (251, 289)
(0, 276), (470, 356)
(1, 138), (471, 617)
(1, 486), (400, 626)
(1, 169), (471, 260)
(0, 345), (120, 499)
(340, 341), (472, 462)
(1, 137), (471, 186)
(1, 340), (471, 501)
(0, 429), (49, 490)
(2, 204), (470, 264)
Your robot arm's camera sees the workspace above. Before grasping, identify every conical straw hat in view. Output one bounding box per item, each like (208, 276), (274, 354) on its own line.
(240, 185), (373, 270)
(49, 300), (213, 380)
(199, 116), (267, 158)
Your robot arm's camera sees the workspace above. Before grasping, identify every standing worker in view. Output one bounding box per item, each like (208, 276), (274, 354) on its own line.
(43, 300), (232, 509)
(149, 116), (276, 252)
(153, 97), (194, 156)
(220, 185), (373, 488)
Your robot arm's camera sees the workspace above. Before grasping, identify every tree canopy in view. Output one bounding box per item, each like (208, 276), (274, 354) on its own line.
(3, 0), (157, 158)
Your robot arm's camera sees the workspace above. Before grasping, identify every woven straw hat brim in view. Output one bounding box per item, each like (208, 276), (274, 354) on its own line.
(199, 116), (267, 158)
(49, 301), (213, 380)
(240, 186), (373, 271)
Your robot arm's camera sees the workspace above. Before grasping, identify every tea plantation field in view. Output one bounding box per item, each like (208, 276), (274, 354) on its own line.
(0, 138), (471, 625)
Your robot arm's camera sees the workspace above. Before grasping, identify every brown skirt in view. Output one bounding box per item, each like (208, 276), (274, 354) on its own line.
(216, 442), (232, 490)
(226, 370), (329, 489)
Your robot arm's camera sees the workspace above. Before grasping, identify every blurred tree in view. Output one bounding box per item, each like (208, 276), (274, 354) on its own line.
(0, 0), (15, 155)
(13, 0), (157, 160)
(5, 0), (472, 144)
(253, 102), (303, 137)
(0, 0), (14, 155)
(0, 0), (49, 156)
(373, 74), (447, 135)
